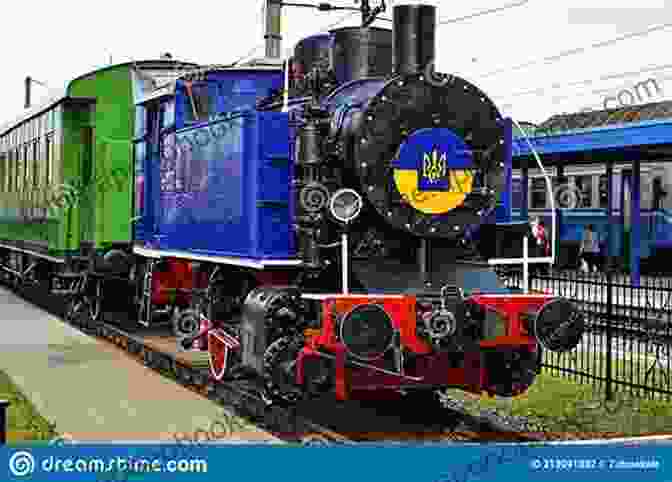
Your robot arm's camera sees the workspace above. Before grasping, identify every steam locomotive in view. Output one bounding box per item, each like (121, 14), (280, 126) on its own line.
(1, 1), (585, 404)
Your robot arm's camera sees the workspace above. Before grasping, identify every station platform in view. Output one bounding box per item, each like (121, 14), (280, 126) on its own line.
(0, 286), (278, 443)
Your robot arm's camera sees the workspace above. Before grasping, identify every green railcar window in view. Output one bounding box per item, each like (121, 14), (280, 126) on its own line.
(16, 147), (23, 193)
(7, 150), (13, 192)
(45, 135), (53, 186)
(32, 140), (39, 189)
(24, 144), (31, 194)
(0, 153), (5, 193)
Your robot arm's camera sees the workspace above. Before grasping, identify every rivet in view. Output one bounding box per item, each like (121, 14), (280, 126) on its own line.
(368, 185), (374, 191)
(361, 162), (367, 168)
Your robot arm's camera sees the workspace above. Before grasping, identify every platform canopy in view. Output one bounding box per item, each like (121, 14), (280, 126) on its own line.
(512, 100), (672, 167)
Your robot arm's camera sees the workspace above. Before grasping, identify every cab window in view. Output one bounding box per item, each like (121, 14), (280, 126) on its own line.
(182, 82), (216, 125)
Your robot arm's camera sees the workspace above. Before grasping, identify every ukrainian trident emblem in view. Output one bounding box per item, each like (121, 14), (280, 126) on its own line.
(418, 147), (450, 191)
(422, 148), (447, 184)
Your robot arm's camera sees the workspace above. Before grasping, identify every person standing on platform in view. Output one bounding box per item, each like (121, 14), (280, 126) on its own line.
(580, 224), (601, 273)
(530, 217), (549, 274)
(536, 220), (550, 274)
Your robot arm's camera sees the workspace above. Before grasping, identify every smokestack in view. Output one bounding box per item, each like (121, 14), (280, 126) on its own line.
(393, 4), (436, 75)
(25, 76), (31, 109)
(264, 0), (282, 58)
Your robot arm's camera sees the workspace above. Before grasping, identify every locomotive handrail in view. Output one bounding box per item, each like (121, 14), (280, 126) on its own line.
(488, 118), (556, 293)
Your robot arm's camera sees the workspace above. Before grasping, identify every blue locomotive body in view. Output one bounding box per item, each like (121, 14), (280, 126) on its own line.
(134, 68), (302, 263)
(134, 70), (514, 265)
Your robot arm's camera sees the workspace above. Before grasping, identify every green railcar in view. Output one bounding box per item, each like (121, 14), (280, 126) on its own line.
(0, 60), (195, 281)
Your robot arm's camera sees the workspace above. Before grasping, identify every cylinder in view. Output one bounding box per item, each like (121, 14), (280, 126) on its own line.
(330, 27), (392, 84)
(393, 4), (436, 75)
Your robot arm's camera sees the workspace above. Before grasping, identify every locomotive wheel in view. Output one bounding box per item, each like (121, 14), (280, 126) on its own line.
(263, 335), (306, 404)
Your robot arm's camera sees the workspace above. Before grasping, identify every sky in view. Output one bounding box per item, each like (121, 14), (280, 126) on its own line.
(2, 0), (672, 126)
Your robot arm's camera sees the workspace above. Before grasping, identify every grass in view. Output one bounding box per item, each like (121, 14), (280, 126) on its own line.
(0, 369), (58, 442)
(447, 368), (672, 437)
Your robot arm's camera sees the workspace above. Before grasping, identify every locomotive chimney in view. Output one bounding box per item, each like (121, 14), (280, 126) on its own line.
(393, 4), (436, 75)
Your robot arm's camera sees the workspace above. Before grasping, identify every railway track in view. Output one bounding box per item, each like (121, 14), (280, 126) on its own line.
(4, 279), (546, 444)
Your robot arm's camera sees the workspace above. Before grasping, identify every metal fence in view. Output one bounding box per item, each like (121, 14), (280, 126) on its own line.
(497, 267), (672, 401)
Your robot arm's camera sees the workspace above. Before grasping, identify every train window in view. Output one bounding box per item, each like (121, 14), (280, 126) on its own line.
(7, 150), (12, 192)
(45, 135), (53, 186)
(24, 144), (31, 194)
(16, 147), (23, 193)
(182, 82), (214, 124)
(574, 175), (592, 208)
(135, 106), (147, 139)
(134, 141), (146, 173)
(598, 174), (608, 209)
(32, 141), (39, 189)
(161, 100), (175, 129)
(530, 178), (547, 209)
(0, 153), (5, 193)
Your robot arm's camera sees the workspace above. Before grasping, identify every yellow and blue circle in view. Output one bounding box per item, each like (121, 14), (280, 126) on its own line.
(391, 128), (475, 215)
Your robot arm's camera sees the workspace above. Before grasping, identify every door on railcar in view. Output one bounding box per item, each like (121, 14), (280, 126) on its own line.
(621, 169), (631, 268)
(132, 100), (162, 245)
(80, 126), (94, 248)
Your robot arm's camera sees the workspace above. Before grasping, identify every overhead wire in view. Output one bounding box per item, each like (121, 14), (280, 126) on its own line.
(375, 0), (529, 24)
(438, 0), (530, 25)
(478, 20), (672, 79)
(493, 62), (672, 102)
(230, 0), (269, 65)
